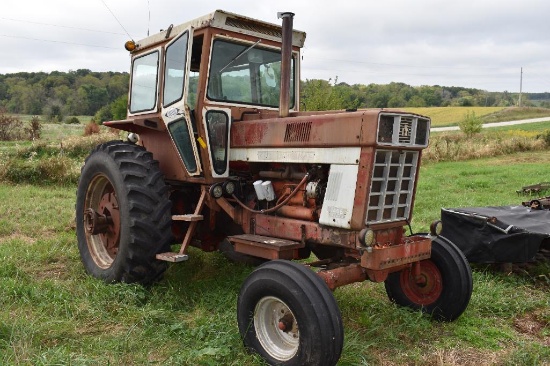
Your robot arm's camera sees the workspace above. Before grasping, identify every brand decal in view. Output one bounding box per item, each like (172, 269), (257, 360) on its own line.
(165, 107), (184, 119)
(400, 123), (411, 137)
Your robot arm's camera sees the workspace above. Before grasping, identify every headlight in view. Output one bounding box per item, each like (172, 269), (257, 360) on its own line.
(209, 184), (223, 199)
(359, 228), (375, 247)
(430, 220), (443, 236)
(223, 180), (236, 195)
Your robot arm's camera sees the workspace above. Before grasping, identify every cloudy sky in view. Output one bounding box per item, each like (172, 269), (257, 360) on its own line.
(1, 0), (549, 92)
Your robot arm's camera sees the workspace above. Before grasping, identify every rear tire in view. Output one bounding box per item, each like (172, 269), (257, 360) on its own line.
(76, 141), (172, 284)
(237, 260), (343, 366)
(384, 236), (473, 321)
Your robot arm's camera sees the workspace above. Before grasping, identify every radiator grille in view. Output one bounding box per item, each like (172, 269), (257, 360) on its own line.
(225, 17), (282, 38)
(284, 122), (312, 142)
(366, 150), (419, 224)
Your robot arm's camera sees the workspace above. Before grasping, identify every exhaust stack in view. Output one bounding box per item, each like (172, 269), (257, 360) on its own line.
(277, 12), (294, 118)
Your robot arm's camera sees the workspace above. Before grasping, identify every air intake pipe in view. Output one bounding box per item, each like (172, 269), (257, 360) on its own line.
(277, 12), (294, 118)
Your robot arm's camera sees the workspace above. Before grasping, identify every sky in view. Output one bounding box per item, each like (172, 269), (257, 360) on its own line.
(1, 0), (550, 93)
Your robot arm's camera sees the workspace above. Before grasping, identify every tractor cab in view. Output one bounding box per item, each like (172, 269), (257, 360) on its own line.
(105, 10), (305, 183)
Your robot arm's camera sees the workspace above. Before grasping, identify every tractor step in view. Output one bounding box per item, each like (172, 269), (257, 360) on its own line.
(172, 214), (203, 222)
(156, 252), (189, 262)
(228, 234), (304, 260)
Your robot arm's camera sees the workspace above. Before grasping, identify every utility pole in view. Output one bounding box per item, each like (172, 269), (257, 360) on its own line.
(519, 67), (523, 107)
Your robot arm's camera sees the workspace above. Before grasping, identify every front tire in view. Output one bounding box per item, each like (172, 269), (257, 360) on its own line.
(384, 236), (473, 321)
(76, 141), (172, 284)
(237, 260), (343, 366)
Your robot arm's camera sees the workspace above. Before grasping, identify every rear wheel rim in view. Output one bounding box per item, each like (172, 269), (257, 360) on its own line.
(400, 260), (443, 305)
(84, 174), (121, 269)
(254, 296), (299, 361)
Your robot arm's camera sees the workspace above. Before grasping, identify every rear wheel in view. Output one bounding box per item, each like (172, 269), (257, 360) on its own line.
(76, 141), (172, 284)
(238, 260), (343, 366)
(384, 236), (473, 321)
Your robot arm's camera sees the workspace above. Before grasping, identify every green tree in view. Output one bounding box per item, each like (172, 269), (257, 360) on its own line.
(111, 95), (128, 120)
(388, 95), (406, 108)
(458, 111), (483, 137)
(300, 79), (345, 111)
(78, 84), (109, 115)
(406, 95), (427, 107)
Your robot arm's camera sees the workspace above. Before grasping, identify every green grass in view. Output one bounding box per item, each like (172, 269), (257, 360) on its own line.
(414, 150), (550, 230)
(0, 149), (549, 365)
(5, 115), (95, 141)
(40, 122), (88, 141)
(488, 121), (550, 133)
(0, 112), (549, 365)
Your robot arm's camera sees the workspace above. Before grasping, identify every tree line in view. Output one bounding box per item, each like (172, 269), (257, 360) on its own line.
(300, 78), (550, 111)
(0, 69), (129, 122)
(1, 70), (549, 123)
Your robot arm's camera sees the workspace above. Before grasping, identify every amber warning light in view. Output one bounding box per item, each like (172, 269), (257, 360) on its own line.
(124, 40), (136, 52)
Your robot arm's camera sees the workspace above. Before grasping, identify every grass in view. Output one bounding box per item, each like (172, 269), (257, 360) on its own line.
(488, 121), (550, 133)
(1, 126), (549, 365)
(0, 173), (548, 365)
(413, 150), (550, 230)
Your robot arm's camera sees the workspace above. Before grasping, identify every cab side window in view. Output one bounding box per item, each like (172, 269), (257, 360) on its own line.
(129, 51), (159, 113)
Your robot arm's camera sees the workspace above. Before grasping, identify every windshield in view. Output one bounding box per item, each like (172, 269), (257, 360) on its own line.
(207, 39), (295, 108)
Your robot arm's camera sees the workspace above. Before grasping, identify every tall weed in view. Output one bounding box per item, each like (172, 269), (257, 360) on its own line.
(536, 129), (550, 147)
(425, 132), (546, 162)
(0, 133), (114, 185)
(458, 111), (483, 137)
(0, 112), (25, 141)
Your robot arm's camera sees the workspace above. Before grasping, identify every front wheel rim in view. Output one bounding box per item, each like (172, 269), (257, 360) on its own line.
(400, 260), (443, 306)
(254, 296), (299, 361)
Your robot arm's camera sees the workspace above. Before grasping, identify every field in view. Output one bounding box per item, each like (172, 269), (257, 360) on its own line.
(402, 107), (550, 127)
(0, 119), (549, 365)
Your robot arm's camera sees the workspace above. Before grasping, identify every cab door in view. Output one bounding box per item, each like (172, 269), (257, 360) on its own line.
(202, 107), (231, 178)
(161, 28), (202, 176)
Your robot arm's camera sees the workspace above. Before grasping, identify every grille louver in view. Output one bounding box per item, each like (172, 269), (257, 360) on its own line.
(284, 122), (312, 142)
(225, 17), (282, 38)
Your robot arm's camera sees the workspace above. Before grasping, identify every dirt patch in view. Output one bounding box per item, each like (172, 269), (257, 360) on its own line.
(426, 348), (507, 366)
(372, 348), (508, 366)
(0, 233), (38, 244)
(514, 310), (550, 346)
(31, 260), (72, 281)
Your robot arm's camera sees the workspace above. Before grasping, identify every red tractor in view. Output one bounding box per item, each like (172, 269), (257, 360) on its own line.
(76, 10), (472, 366)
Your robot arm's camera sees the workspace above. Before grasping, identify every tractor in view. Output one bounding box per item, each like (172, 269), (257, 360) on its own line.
(76, 10), (472, 366)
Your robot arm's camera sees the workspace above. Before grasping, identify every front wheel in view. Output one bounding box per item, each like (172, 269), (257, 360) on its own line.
(237, 260), (343, 366)
(384, 236), (473, 321)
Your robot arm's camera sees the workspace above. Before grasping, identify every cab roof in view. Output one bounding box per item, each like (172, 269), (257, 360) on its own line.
(132, 10), (307, 52)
